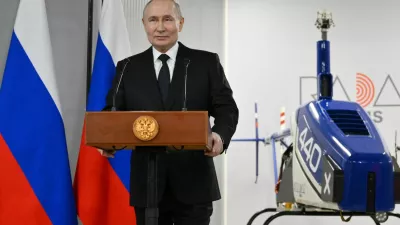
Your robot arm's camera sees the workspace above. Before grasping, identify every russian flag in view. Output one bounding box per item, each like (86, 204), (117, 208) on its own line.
(0, 0), (77, 224)
(73, 0), (135, 224)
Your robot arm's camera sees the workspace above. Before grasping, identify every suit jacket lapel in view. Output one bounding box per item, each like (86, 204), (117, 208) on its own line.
(165, 57), (184, 110)
(165, 42), (189, 110)
(141, 47), (165, 110)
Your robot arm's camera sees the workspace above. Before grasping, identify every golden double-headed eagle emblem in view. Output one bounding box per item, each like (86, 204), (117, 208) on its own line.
(132, 116), (159, 141)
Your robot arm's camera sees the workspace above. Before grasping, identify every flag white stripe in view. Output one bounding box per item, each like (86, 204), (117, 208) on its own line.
(14, 0), (62, 116)
(100, 0), (132, 64)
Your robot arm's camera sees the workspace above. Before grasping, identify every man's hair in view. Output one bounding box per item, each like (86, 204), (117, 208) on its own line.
(142, 0), (183, 19)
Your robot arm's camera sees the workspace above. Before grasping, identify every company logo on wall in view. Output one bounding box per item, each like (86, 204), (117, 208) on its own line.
(356, 73), (375, 108)
(299, 73), (400, 123)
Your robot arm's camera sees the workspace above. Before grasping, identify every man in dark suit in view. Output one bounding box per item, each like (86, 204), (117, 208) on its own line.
(98, 0), (238, 224)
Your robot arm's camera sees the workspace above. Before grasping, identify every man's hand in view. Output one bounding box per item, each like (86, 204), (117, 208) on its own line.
(205, 132), (224, 157)
(97, 149), (116, 158)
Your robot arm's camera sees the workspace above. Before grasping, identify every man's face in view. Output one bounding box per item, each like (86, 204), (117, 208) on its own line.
(142, 0), (184, 52)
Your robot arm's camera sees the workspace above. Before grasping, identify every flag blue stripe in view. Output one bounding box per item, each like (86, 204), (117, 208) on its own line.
(109, 150), (131, 191)
(0, 32), (77, 225)
(88, 33), (131, 191)
(87, 33), (118, 112)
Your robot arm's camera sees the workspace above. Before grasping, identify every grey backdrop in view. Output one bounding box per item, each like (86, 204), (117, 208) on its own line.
(0, 1), (87, 223)
(0, 0), (19, 87)
(0, 0), (88, 176)
(0, 0), (225, 224)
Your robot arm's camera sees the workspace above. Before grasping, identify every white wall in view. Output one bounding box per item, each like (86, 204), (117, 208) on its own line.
(226, 0), (400, 224)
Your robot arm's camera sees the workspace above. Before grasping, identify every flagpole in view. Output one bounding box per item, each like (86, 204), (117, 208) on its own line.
(86, 0), (93, 103)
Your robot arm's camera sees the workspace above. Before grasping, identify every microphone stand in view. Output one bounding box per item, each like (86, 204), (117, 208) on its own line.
(145, 58), (191, 225)
(146, 151), (159, 225)
(109, 58), (161, 225)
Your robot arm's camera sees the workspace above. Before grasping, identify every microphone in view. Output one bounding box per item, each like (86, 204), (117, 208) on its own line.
(182, 58), (190, 111)
(111, 58), (130, 111)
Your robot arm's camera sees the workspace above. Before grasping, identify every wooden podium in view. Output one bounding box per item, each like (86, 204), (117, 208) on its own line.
(85, 111), (211, 151)
(84, 110), (211, 225)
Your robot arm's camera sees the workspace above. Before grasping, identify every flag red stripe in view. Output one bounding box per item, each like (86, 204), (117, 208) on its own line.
(0, 134), (52, 225)
(73, 124), (136, 225)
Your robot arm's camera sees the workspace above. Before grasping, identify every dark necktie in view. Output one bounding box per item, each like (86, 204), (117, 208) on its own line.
(158, 54), (170, 103)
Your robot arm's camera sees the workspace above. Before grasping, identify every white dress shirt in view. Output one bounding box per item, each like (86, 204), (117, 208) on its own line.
(152, 41), (179, 80)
